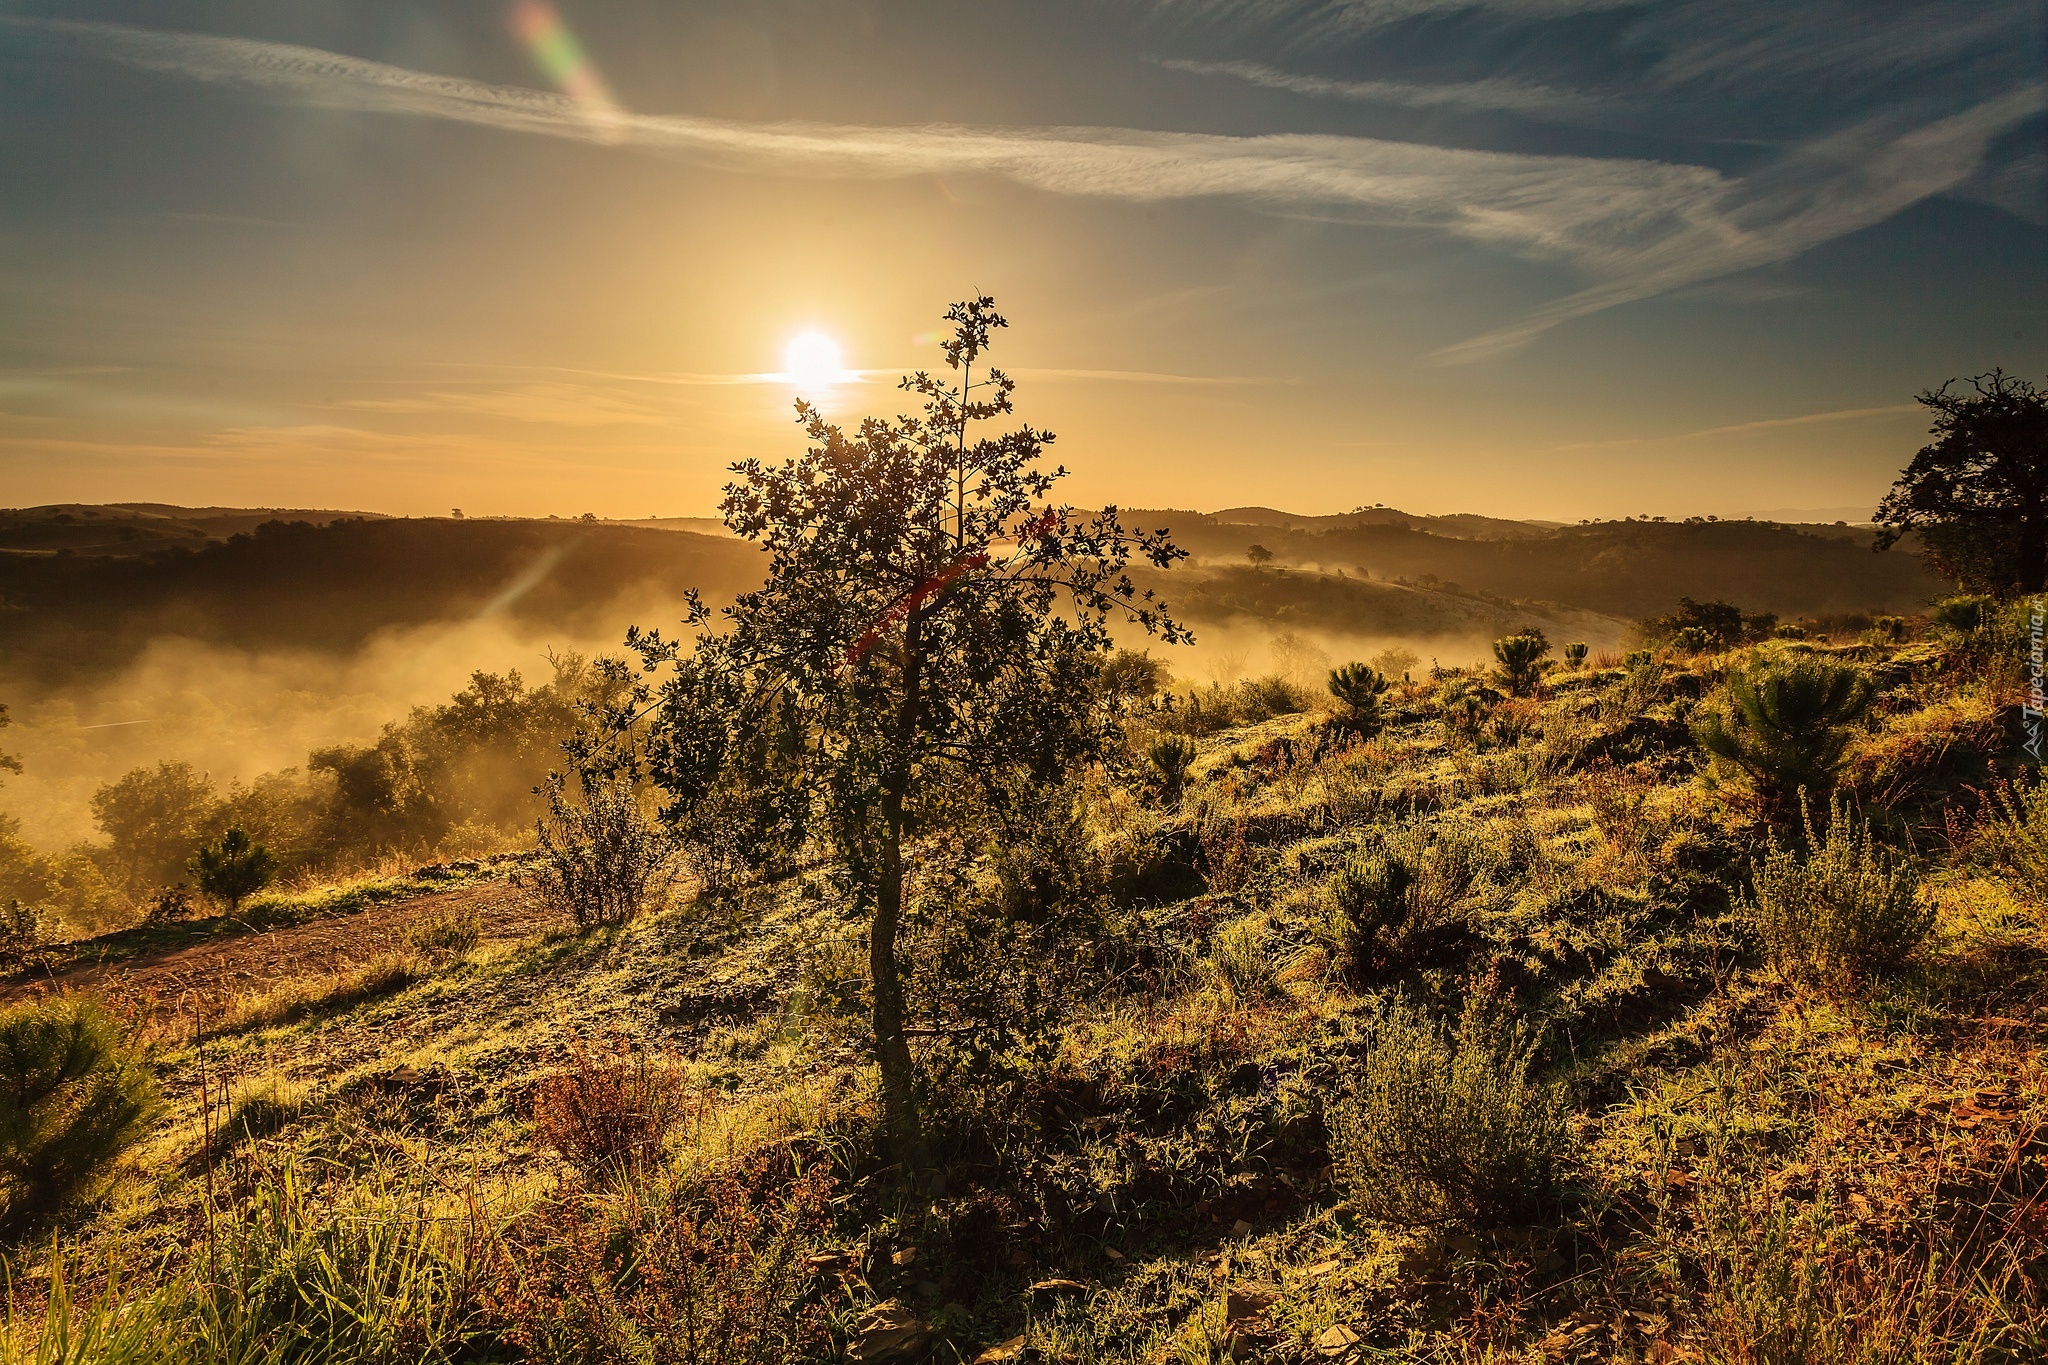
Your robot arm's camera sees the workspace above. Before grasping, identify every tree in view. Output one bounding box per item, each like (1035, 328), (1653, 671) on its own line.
(1692, 657), (1873, 812)
(191, 826), (278, 913)
(1246, 544), (1274, 567)
(1491, 633), (1549, 696)
(624, 297), (1186, 1167)
(1327, 662), (1391, 737)
(1875, 370), (2048, 594)
(90, 761), (218, 892)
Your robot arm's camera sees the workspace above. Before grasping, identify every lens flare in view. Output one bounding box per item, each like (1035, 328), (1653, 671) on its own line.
(784, 331), (846, 391)
(509, 0), (623, 141)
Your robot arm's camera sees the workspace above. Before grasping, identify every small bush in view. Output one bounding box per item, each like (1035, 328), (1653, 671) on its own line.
(1237, 674), (1307, 723)
(0, 994), (159, 1229)
(1146, 734), (1198, 804)
(1204, 914), (1277, 1005)
(1328, 851), (1412, 979)
(1931, 595), (1989, 634)
(1327, 662), (1391, 737)
(0, 898), (46, 967)
(1562, 642), (1588, 669)
(1492, 633), (1550, 696)
(532, 1041), (691, 1181)
(1749, 798), (1932, 994)
(405, 906), (483, 957)
(191, 827), (278, 913)
(1693, 657), (1874, 811)
(482, 1151), (836, 1365)
(1330, 999), (1564, 1229)
(518, 774), (680, 929)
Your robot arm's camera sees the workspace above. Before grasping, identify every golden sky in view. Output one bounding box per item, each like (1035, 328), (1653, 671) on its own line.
(2, 2), (2043, 521)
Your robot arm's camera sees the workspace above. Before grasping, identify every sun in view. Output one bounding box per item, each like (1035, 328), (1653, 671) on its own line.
(783, 330), (845, 391)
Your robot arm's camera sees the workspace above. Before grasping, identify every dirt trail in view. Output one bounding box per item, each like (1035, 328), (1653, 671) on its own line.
(10, 879), (566, 1026)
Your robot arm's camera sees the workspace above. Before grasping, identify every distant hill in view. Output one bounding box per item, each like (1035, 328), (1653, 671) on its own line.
(1135, 509), (1938, 620)
(0, 502), (1942, 690)
(0, 515), (761, 689)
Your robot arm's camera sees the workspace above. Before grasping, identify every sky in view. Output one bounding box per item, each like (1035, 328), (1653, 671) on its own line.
(1, 0), (2043, 522)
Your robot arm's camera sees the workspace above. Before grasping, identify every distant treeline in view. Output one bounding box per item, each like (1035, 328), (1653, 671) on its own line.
(0, 517), (762, 688)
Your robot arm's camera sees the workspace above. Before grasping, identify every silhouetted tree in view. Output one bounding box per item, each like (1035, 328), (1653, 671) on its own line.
(0, 705), (19, 786)
(1246, 544), (1274, 567)
(1875, 371), (2048, 594)
(626, 297), (1187, 1168)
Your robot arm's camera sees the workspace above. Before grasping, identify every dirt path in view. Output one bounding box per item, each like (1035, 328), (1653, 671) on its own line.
(11, 879), (567, 1027)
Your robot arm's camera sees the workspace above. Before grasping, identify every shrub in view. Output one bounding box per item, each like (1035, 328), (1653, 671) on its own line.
(518, 773), (680, 929)
(1146, 734), (1198, 804)
(1205, 914), (1277, 1004)
(1441, 692), (1485, 740)
(1328, 852), (1412, 979)
(1492, 633), (1549, 696)
(0, 898), (46, 967)
(532, 1040), (691, 1181)
(0, 994), (159, 1229)
(482, 1152), (836, 1365)
(1972, 777), (2048, 884)
(1672, 625), (1716, 654)
(1330, 999), (1564, 1229)
(1749, 798), (1932, 994)
(1562, 642), (1588, 669)
(1237, 674), (1306, 723)
(1932, 595), (1989, 634)
(1327, 663), (1390, 738)
(1693, 657), (1874, 810)
(405, 905), (483, 957)
(191, 827), (278, 913)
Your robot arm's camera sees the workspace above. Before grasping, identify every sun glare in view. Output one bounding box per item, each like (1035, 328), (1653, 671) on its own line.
(783, 330), (846, 391)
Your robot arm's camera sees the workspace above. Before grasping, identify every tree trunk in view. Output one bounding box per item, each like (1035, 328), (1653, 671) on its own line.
(870, 605), (928, 1173)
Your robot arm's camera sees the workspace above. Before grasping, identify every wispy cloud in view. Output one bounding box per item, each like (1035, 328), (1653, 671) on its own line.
(1150, 57), (1590, 115)
(7, 16), (2038, 362)
(1544, 402), (1922, 453)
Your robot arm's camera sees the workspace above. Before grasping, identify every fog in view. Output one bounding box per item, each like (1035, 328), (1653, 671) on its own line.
(0, 608), (687, 852)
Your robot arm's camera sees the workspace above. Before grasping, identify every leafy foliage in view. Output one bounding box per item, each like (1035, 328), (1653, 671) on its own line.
(1145, 734), (1197, 804)
(1693, 656), (1874, 809)
(1876, 369), (2048, 593)
(0, 994), (158, 1230)
(621, 296), (1184, 1164)
(532, 1041), (690, 1181)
